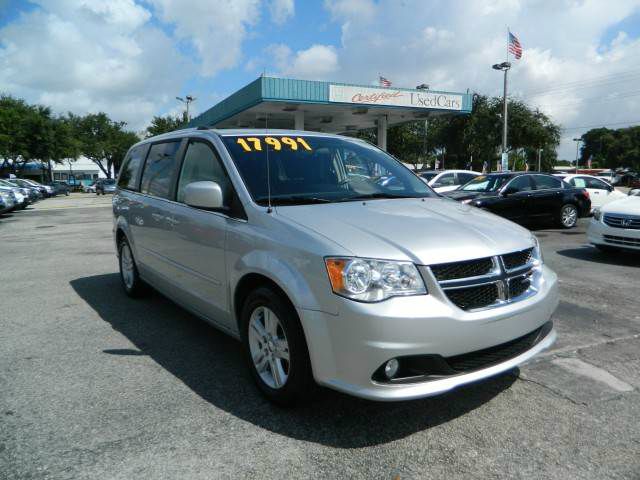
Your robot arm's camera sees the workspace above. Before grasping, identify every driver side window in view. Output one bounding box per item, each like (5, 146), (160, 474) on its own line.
(506, 176), (533, 193)
(435, 173), (455, 187)
(177, 140), (231, 204)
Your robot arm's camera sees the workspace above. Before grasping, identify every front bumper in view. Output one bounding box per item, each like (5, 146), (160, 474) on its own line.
(299, 265), (558, 401)
(587, 217), (640, 251)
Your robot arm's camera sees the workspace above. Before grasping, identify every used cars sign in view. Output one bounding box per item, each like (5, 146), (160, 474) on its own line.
(329, 84), (463, 110)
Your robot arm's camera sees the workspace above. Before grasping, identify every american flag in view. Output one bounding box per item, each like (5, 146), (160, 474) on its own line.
(379, 76), (392, 87)
(508, 31), (522, 59)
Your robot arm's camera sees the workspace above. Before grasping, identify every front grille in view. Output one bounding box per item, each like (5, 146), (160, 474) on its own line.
(502, 247), (533, 270)
(430, 257), (494, 281)
(604, 235), (640, 247)
(509, 275), (531, 299)
(427, 247), (539, 311)
(603, 214), (640, 230)
(446, 283), (499, 310)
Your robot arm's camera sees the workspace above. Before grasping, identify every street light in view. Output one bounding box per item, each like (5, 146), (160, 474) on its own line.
(176, 95), (196, 122)
(573, 138), (582, 173)
(492, 62), (511, 171)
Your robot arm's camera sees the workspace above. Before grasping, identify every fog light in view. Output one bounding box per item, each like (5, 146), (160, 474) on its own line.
(384, 358), (399, 379)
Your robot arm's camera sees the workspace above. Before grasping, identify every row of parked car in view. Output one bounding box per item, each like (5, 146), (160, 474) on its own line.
(0, 178), (70, 214)
(410, 168), (638, 228)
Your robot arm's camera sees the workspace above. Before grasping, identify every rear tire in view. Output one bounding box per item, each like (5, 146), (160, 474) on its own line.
(240, 287), (315, 406)
(118, 237), (145, 297)
(559, 204), (578, 228)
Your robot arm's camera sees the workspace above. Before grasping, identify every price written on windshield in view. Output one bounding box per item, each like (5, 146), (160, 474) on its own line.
(236, 137), (312, 152)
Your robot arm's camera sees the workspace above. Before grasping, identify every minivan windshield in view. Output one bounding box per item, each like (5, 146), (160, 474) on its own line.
(221, 134), (435, 205)
(459, 175), (510, 192)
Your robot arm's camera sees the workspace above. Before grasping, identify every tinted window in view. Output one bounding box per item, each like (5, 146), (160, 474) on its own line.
(221, 135), (434, 205)
(585, 177), (609, 189)
(140, 141), (181, 199)
(568, 177), (585, 188)
(118, 145), (146, 190)
(177, 141), (231, 204)
(457, 173), (477, 185)
(434, 173), (456, 186)
(506, 175), (533, 192)
(533, 175), (562, 190)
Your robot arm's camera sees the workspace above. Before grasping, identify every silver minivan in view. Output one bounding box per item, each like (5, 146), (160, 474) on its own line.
(113, 129), (558, 405)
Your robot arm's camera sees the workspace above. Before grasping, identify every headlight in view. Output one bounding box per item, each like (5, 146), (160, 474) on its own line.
(531, 236), (544, 265)
(593, 208), (602, 221)
(325, 257), (427, 302)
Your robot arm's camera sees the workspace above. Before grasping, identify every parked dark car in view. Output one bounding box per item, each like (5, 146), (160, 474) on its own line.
(96, 178), (116, 195)
(444, 172), (591, 228)
(49, 181), (71, 196)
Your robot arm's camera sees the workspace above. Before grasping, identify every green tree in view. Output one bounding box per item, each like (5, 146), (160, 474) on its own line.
(580, 126), (640, 170)
(72, 112), (139, 178)
(145, 115), (184, 138)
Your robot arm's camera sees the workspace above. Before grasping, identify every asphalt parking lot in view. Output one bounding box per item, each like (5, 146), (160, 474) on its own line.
(1, 194), (639, 480)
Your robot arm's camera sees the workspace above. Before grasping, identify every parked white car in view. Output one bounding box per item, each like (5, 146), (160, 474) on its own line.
(560, 174), (626, 211)
(588, 194), (640, 252)
(418, 170), (481, 193)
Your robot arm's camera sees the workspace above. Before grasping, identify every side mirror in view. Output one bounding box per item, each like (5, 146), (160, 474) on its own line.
(607, 184), (614, 192)
(629, 188), (640, 197)
(183, 181), (225, 210)
(502, 186), (517, 196)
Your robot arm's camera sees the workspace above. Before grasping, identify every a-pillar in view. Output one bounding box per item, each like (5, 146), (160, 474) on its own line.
(377, 115), (388, 151)
(294, 110), (305, 130)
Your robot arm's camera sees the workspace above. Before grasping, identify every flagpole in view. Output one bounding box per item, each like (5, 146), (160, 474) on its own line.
(502, 27), (510, 171)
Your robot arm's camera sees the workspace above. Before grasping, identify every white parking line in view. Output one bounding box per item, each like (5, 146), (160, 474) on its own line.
(552, 357), (634, 392)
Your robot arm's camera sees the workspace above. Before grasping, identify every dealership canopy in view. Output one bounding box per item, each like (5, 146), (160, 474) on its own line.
(188, 76), (472, 150)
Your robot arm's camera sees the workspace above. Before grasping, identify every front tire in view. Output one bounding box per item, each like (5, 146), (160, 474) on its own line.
(241, 287), (314, 406)
(559, 204), (578, 228)
(118, 237), (145, 297)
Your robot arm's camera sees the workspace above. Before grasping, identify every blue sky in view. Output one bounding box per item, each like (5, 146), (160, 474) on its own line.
(2, 0), (640, 159)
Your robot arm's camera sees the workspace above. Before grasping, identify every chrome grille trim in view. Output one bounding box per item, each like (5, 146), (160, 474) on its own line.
(603, 214), (640, 230)
(427, 248), (541, 312)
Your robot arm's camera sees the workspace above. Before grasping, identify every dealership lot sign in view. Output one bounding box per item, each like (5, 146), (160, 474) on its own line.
(329, 85), (463, 111)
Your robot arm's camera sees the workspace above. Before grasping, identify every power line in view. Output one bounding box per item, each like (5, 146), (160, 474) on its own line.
(519, 67), (640, 98)
(561, 119), (640, 131)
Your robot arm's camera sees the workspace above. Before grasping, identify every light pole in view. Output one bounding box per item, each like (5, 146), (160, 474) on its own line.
(537, 147), (543, 172)
(492, 61), (511, 171)
(176, 95), (196, 122)
(573, 138), (582, 173)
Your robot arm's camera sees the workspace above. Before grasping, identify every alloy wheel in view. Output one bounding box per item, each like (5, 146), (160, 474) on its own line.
(248, 306), (290, 389)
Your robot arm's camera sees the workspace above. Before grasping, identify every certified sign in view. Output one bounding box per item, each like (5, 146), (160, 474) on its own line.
(329, 85), (463, 111)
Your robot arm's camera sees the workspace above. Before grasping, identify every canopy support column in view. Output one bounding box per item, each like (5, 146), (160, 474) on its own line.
(377, 115), (388, 151)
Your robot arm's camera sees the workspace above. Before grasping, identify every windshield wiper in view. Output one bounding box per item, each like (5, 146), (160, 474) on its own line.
(339, 192), (417, 201)
(254, 195), (333, 206)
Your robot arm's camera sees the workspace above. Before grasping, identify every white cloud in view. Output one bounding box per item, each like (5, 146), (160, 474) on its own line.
(322, 0), (640, 159)
(0, 0), (190, 130)
(148, 0), (261, 76)
(268, 0), (294, 25)
(267, 43), (339, 79)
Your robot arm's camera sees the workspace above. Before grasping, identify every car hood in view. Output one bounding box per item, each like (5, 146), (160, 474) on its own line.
(276, 197), (534, 265)
(601, 196), (640, 215)
(443, 190), (499, 202)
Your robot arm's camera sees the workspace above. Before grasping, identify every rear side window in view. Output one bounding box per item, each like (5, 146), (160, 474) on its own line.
(140, 141), (181, 199)
(533, 175), (562, 190)
(435, 173), (456, 186)
(118, 145), (146, 190)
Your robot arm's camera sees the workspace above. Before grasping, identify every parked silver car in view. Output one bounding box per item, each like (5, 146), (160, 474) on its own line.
(113, 129), (559, 405)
